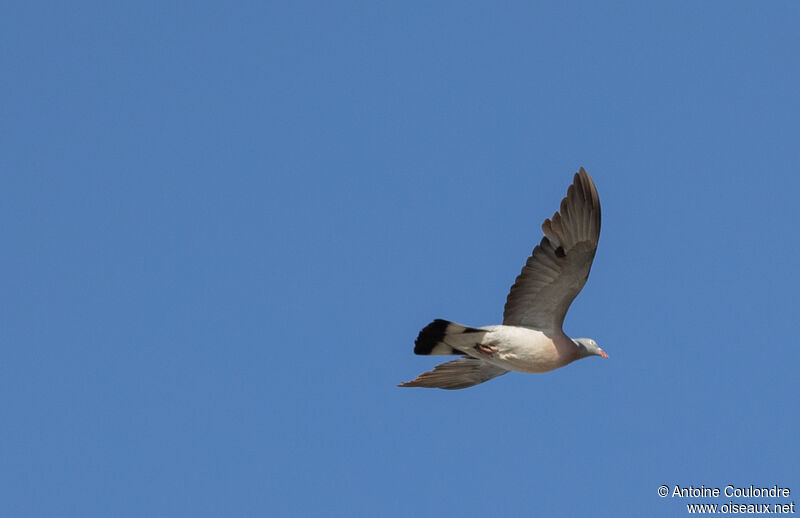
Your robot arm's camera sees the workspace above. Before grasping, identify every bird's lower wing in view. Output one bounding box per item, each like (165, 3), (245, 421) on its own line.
(399, 357), (508, 390)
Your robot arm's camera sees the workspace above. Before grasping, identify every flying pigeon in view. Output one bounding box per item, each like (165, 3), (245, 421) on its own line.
(400, 168), (606, 390)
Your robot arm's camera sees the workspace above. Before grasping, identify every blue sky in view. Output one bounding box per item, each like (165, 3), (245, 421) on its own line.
(2, 1), (799, 516)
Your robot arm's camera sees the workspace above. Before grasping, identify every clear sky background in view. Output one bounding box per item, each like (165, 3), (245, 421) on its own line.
(2, 2), (799, 517)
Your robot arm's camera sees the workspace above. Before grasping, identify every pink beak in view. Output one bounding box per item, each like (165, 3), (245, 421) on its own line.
(599, 349), (608, 359)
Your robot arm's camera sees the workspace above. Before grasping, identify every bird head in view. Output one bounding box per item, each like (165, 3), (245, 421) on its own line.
(574, 338), (608, 359)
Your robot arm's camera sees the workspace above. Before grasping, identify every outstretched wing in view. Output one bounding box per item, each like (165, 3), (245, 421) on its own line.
(398, 358), (508, 390)
(502, 168), (601, 330)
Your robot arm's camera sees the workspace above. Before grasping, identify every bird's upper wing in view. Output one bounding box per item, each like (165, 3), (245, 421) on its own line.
(502, 168), (601, 330)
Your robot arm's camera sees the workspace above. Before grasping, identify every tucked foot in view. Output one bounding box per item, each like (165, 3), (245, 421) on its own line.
(475, 343), (497, 357)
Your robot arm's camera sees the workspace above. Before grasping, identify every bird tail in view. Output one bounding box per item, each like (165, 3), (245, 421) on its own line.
(413, 319), (487, 355)
(398, 357), (508, 390)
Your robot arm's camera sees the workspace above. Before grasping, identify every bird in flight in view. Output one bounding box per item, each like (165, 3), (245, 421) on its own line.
(400, 168), (606, 390)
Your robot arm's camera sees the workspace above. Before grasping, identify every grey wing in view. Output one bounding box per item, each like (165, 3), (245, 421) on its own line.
(398, 358), (508, 390)
(502, 168), (601, 330)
